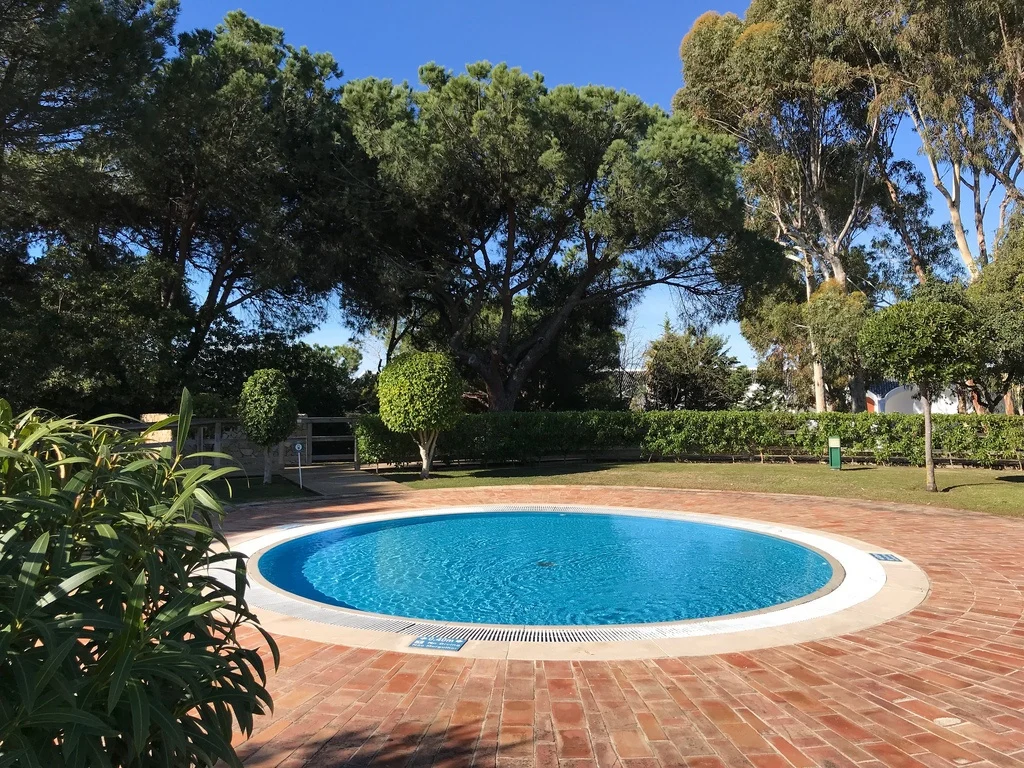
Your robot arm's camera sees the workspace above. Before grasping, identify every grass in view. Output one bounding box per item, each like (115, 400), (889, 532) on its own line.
(210, 474), (318, 504)
(382, 461), (1024, 518)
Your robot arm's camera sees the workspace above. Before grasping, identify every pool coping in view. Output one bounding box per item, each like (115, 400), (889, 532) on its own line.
(226, 504), (930, 660)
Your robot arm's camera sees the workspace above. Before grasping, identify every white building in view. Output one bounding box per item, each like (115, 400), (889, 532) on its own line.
(866, 381), (989, 415)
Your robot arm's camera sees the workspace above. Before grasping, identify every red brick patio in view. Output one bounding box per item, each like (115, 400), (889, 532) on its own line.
(228, 486), (1024, 768)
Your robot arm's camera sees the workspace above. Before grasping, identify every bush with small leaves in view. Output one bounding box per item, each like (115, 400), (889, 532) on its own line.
(377, 353), (463, 478)
(238, 369), (299, 484)
(859, 300), (982, 491)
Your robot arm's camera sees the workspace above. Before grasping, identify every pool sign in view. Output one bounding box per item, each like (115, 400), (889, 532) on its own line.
(410, 636), (467, 652)
(294, 442), (304, 488)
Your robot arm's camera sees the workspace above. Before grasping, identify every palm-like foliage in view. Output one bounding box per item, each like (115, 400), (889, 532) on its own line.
(0, 390), (278, 767)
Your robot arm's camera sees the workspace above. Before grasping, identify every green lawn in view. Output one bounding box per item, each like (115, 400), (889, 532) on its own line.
(383, 461), (1024, 518)
(210, 474), (317, 504)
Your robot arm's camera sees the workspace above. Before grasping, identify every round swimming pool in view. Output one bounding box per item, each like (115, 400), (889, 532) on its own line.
(257, 510), (836, 626)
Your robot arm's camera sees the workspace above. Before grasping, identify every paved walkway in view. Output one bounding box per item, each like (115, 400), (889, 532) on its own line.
(279, 464), (412, 500)
(226, 485), (1024, 768)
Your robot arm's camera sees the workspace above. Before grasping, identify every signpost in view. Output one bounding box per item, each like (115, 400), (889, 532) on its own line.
(294, 442), (304, 488)
(828, 436), (842, 470)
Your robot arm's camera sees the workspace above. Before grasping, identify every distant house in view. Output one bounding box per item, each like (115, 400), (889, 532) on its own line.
(866, 380), (981, 415)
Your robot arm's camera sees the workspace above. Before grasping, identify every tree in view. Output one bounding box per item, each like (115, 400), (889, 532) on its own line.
(238, 369), (299, 484)
(194, 331), (370, 416)
(841, 0), (1024, 279)
(117, 11), (369, 379)
(859, 300), (981, 491)
(804, 281), (872, 404)
(644, 322), (750, 411)
(676, 1), (891, 412)
(967, 226), (1024, 413)
(0, 0), (175, 244)
(378, 353), (463, 479)
(0, 1), (179, 416)
(1, 10), (375, 417)
(342, 61), (765, 411)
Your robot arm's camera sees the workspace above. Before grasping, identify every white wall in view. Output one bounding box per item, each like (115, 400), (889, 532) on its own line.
(875, 385), (966, 415)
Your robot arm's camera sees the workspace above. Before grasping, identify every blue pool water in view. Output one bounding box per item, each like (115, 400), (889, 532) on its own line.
(258, 511), (834, 626)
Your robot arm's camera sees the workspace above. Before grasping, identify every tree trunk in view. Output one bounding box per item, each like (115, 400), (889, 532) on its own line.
(849, 367), (867, 413)
(1005, 388), (1017, 416)
(966, 381), (987, 414)
(263, 447), (272, 485)
(417, 431), (438, 479)
(922, 394), (936, 493)
(812, 356), (827, 413)
(484, 380), (518, 412)
(797, 251), (827, 412)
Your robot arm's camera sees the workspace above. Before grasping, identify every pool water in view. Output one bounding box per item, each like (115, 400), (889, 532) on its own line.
(258, 511), (834, 626)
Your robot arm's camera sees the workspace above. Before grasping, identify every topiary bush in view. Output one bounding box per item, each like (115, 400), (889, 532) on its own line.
(377, 352), (463, 478)
(356, 410), (1024, 468)
(0, 390), (278, 767)
(238, 368), (299, 484)
(860, 300), (981, 491)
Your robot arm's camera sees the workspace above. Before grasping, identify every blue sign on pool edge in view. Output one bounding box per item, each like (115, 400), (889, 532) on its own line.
(871, 553), (902, 562)
(410, 636), (467, 652)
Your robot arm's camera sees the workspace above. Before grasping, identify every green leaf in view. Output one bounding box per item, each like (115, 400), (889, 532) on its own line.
(176, 388), (193, 456)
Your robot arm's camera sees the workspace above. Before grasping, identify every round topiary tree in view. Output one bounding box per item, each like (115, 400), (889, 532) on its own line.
(238, 368), (299, 484)
(859, 300), (981, 492)
(377, 352), (463, 479)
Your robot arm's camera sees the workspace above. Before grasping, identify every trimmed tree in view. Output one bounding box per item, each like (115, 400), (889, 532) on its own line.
(859, 300), (980, 492)
(378, 352), (463, 479)
(238, 369), (299, 484)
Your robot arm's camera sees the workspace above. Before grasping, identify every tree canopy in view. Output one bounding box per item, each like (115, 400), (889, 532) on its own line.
(378, 352), (463, 478)
(644, 322), (750, 411)
(859, 299), (981, 490)
(341, 61), (769, 411)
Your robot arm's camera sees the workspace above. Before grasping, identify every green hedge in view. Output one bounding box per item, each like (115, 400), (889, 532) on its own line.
(356, 410), (1024, 468)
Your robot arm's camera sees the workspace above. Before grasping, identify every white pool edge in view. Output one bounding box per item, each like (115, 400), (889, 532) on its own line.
(224, 504), (907, 648)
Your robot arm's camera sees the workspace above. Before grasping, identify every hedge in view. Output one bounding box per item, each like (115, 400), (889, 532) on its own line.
(356, 410), (1024, 468)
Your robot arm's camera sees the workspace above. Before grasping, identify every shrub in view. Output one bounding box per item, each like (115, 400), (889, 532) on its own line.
(0, 390), (278, 767)
(860, 300), (981, 491)
(356, 410), (1024, 468)
(377, 353), (463, 478)
(238, 368), (299, 484)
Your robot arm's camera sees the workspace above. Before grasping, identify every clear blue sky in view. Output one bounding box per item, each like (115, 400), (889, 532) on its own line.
(175, 0), (764, 370)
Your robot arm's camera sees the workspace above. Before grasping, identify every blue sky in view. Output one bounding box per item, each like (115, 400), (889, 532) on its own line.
(173, 0), (773, 370)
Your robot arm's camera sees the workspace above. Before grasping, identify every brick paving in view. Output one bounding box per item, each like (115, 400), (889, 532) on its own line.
(227, 485), (1024, 767)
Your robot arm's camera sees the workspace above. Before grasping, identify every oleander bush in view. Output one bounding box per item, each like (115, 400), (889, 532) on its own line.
(356, 410), (1024, 468)
(0, 391), (278, 768)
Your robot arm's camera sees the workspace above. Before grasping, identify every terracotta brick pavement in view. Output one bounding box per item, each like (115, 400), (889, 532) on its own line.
(226, 485), (1024, 767)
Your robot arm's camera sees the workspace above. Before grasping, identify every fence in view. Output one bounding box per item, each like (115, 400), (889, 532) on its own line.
(140, 415), (361, 474)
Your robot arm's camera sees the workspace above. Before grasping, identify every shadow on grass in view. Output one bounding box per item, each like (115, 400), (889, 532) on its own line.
(940, 474), (1024, 492)
(384, 461), (611, 484)
(238, 720), (508, 767)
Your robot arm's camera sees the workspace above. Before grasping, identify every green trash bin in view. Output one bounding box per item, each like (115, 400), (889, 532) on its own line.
(828, 436), (842, 470)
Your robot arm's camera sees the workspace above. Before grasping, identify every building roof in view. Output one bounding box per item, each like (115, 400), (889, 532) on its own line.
(866, 380), (903, 398)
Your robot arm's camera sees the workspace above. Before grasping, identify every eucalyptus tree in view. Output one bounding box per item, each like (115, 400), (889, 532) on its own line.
(675, 0), (892, 412)
(966, 224), (1024, 413)
(843, 0), (1024, 279)
(342, 62), (762, 411)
